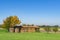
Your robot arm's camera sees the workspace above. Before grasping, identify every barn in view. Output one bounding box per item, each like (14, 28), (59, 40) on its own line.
(9, 25), (40, 33)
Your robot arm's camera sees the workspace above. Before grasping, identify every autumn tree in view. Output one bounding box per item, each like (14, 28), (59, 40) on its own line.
(2, 16), (21, 31)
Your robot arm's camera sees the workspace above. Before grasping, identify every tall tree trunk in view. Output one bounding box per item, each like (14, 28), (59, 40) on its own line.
(7, 28), (9, 32)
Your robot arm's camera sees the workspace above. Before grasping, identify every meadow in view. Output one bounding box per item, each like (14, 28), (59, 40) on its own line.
(0, 29), (60, 40)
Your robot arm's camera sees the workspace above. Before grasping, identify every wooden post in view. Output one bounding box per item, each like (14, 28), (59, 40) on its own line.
(9, 28), (14, 32)
(15, 28), (19, 33)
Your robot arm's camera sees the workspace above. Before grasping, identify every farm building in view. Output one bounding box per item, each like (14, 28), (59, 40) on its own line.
(9, 25), (40, 33)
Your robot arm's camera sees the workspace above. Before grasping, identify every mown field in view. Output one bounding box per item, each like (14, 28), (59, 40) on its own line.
(0, 29), (60, 40)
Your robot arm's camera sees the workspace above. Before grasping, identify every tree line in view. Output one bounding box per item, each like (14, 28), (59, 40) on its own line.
(39, 25), (59, 33)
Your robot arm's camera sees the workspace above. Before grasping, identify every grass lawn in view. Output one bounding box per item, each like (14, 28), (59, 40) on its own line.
(0, 29), (60, 40)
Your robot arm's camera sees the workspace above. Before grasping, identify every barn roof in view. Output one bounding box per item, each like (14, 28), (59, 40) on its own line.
(14, 25), (39, 28)
(22, 26), (39, 28)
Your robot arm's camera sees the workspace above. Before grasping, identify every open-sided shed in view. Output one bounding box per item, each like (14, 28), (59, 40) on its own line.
(9, 25), (40, 33)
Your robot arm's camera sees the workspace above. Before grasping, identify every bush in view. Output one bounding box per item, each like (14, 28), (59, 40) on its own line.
(44, 26), (51, 33)
(53, 25), (58, 33)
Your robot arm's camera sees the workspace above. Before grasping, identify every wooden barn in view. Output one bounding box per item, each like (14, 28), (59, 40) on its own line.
(9, 25), (40, 33)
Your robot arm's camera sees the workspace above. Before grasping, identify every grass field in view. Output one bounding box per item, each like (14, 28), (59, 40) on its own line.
(0, 29), (60, 40)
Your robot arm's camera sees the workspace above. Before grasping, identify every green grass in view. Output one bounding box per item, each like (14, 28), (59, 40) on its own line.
(0, 30), (60, 40)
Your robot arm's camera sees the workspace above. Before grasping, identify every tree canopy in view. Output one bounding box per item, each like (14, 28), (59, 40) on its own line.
(3, 16), (21, 29)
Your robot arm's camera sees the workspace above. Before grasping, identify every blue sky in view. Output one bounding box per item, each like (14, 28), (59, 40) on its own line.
(0, 0), (60, 25)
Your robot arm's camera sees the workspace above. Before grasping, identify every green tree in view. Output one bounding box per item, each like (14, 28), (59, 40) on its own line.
(53, 25), (58, 33)
(41, 25), (46, 28)
(31, 24), (34, 26)
(2, 16), (21, 31)
(44, 25), (51, 33)
(27, 24), (30, 26)
(22, 24), (27, 26)
(0, 24), (3, 28)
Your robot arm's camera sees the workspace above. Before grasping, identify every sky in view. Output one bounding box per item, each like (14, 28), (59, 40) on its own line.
(0, 0), (60, 25)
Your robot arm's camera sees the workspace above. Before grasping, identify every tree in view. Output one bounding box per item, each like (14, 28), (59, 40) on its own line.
(53, 25), (58, 33)
(44, 25), (51, 33)
(22, 24), (27, 26)
(31, 24), (34, 26)
(27, 24), (30, 26)
(0, 24), (3, 28)
(41, 25), (46, 28)
(2, 16), (21, 31)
